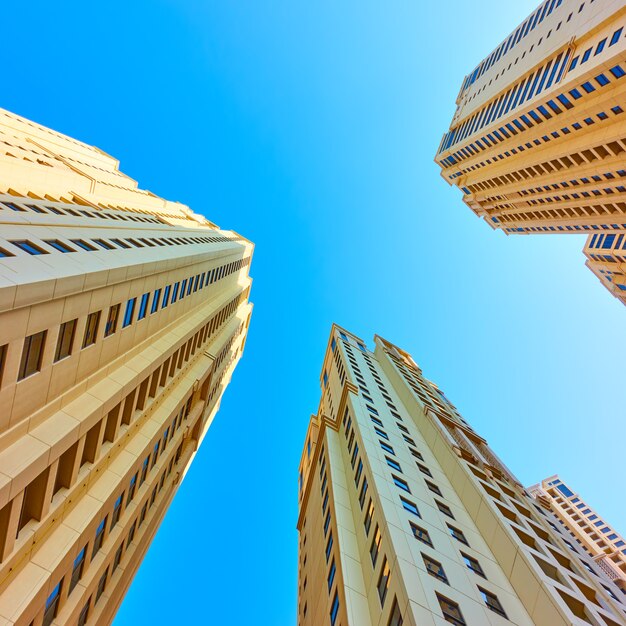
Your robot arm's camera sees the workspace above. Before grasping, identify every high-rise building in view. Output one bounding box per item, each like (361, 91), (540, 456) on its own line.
(529, 475), (626, 593)
(435, 0), (626, 305)
(297, 325), (626, 626)
(0, 108), (253, 625)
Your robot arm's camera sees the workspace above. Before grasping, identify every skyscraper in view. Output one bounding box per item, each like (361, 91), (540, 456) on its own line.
(529, 475), (626, 593)
(0, 108), (253, 625)
(435, 0), (626, 305)
(297, 325), (625, 625)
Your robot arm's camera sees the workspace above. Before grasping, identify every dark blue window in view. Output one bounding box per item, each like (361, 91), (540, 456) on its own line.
(556, 484), (574, 498)
(327, 560), (336, 592)
(569, 88), (582, 99)
(162, 285), (171, 308)
(151, 289), (161, 314)
(172, 282), (180, 303)
(581, 81), (595, 93)
(325, 533), (333, 562)
(11, 240), (47, 255)
(123, 298), (136, 327)
(138, 293), (150, 320)
(595, 38), (606, 55)
(581, 48), (592, 63)
(180, 279), (187, 299)
(610, 27), (623, 47)
(610, 65), (625, 79)
(595, 73), (609, 87)
(187, 278), (193, 296)
(330, 591), (339, 625)
(401, 497), (420, 517)
(71, 239), (97, 251)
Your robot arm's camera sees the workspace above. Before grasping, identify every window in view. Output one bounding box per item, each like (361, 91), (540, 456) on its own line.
(123, 298), (136, 327)
(478, 587), (507, 618)
(387, 598), (403, 626)
(375, 427), (388, 440)
(447, 524), (469, 545)
(0, 246), (14, 257)
(127, 473), (138, 504)
(377, 558), (390, 606)
(436, 501), (454, 518)
(359, 477), (368, 509)
(380, 441), (395, 454)
(11, 239), (48, 255)
(54, 319), (76, 361)
(43, 580), (63, 626)
(45, 239), (75, 253)
(325, 533), (333, 562)
(111, 494), (124, 528)
(393, 475), (410, 493)
(400, 497), (420, 517)
(151, 289), (161, 314)
(0, 344), (6, 386)
(370, 526), (382, 565)
(410, 522), (433, 547)
(461, 553), (486, 578)
(95, 567), (108, 603)
(18, 330), (47, 380)
(426, 481), (442, 496)
(162, 285), (171, 308)
(77, 599), (90, 626)
(364, 500), (374, 534)
(69, 546), (86, 593)
(330, 590), (340, 626)
(92, 516), (108, 558)
(423, 553), (448, 583)
(386, 457), (402, 472)
(127, 520), (137, 546)
(138, 293), (150, 320)
(437, 594), (466, 625)
(71, 236), (98, 251)
(105, 304), (120, 337)
(327, 559), (336, 591)
(417, 463), (432, 477)
(82, 311), (101, 348)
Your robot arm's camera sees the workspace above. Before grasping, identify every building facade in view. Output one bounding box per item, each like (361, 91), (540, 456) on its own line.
(297, 325), (626, 626)
(0, 108), (253, 625)
(530, 476), (626, 593)
(435, 0), (626, 305)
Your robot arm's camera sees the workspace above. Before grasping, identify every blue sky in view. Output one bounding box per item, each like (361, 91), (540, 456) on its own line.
(4, 1), (625, 624)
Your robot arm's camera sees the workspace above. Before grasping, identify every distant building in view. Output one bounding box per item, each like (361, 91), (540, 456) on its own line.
(436, 0), (626, 305)
(0, 107), (253, 625)
(529, 475), (626, 592)
(297, 325), (625, 625)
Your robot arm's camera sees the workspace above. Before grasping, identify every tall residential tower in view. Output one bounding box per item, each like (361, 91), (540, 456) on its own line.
(0, 108), (253, 625)
(297, 326), (625, 625)
(435, 0), (626, 305)
(530, 476), (626, 592)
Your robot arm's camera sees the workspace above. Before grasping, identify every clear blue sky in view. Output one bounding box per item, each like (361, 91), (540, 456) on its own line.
(4, 1), (625, 624)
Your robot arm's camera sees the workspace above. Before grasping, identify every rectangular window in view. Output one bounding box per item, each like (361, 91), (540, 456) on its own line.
(410, 522), (433, 547)
(423, 553), (449, 584)
(18, 330), (47, 380)
(45, 239), (75, 253)
(43, 580), (63, 626)
(387, 598), (403, 626)
(105, 304), (120, 337)
(162, 285), (171, 308)
(123, 299), (136, 328)
(400, 497), (420, 517)
(172, 282), (180, 303)
(138, 293), (150, 320)
(436, 501), (454, 518)
(437, 594), (466, 625)
(393, 475), (410, 493)
(0, 343), (7, 386)
(359, 478), (368, 509)
(151, 289), (161, 314)
(69, 546), (86, 592)
(82, 311), (101, 347)
(325, 533), (333, 562)
(386, 457), (401, 472)
(92, 516), (108, 558)
(374, 427), (388, 440)
(77, 600), (90, 626)
(364, 500), (374, 535)
(330, 590), (339, 626)
(370, 526), (381, 565)
(447, 524), (469, 545)
(11, 239), (48, 255)
(478, 587), (507, 618)
(55, 319), (76, 361)
(426, 481), (442, 496)
(461, 553), (486, 578)
(111, 494), (124, 528)
(377, 558), (390, 606)
(380, 441), (394, 454)
(95, 568), (108, 603)
(327, 559), (336, 591)
(417, 463), (432, 477)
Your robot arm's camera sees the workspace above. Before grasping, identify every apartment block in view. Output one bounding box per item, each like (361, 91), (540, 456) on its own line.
(530, 476), (626, 593)
(297, 325), (626, 625)
(0, 108), (253, 625)
(436, 0), (626, 305)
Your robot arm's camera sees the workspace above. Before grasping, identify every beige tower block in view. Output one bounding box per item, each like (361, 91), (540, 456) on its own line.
(0, 107), (253, 625)
(297, 325), (626, 626)
(436, 0), (626, 305)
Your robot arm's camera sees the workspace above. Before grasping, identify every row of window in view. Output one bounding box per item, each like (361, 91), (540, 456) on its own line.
(0, 257), (249, 386)
(0, 231), (238, 258)
(2, 291), (245, 569)
(460, 0), (565, 93)
(441, 58), (626, 173)
(0, 199), (164, 224)
(41, 417), (186, 626)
